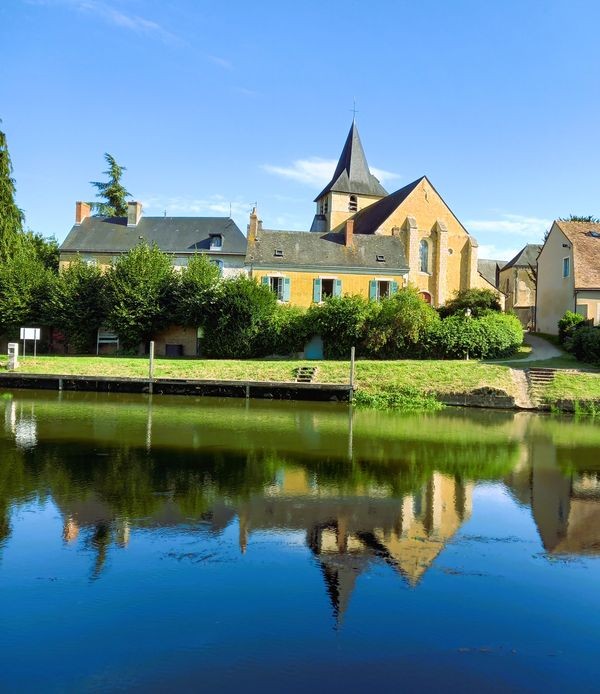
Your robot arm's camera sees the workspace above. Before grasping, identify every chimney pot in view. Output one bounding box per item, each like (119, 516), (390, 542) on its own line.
(75, 201), (91, 225)
(345, 218), (354, 247)
(127, 201), (143, 227)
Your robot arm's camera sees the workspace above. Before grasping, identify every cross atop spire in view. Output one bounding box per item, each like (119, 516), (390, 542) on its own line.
(314, 120), (388, 202)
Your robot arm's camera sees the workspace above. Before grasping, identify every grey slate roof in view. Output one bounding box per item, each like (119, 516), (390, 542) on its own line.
(502, 244), (542, 271)
(60, 216), (247, 255)
(352, 177), (423, 235)
(478, 259), (503, 287)
(315, 121), (388, 200)
(247, 229), (408, 272)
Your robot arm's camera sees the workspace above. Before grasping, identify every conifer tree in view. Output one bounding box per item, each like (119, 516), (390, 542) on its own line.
(90, 153), (131, 217)
(0, 122), (24, 260)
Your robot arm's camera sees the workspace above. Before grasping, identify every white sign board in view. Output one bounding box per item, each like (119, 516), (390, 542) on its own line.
(20, 328), (40, 340)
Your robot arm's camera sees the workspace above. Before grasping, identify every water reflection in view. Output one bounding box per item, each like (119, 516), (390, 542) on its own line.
(1, 392), (600, 600)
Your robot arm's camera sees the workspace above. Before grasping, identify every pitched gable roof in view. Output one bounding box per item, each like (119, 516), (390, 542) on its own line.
(315, 121), (388, 200)
(351, 177), (423, 235)
(247, 229), (408, 272)
(478, 259), (503, 287)
(60, 216), (247, 255)
(555, 221), (600, 289)
(502, 244), (541, 271)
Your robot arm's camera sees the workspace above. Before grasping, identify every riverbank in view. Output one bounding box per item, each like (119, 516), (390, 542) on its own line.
(1, 354), (599, 412)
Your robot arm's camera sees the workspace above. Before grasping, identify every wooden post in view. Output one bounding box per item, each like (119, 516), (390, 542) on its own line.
(349, 346), (355, 403)
(148, 341), (155, 395)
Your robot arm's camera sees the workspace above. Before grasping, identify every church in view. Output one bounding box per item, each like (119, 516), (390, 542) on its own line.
(246, 121), (497, 307)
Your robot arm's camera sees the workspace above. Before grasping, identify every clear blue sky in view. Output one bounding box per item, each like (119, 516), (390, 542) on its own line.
(2, 0), (600, 260)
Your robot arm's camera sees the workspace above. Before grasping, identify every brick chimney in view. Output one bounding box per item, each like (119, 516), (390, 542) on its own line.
(127, 201), (143, 227)
(345, 218), (354, 247)
(75, 201), (91, 225)
(247, 206), (261, 243)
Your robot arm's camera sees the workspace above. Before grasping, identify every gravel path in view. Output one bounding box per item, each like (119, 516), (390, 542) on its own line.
(520, 333), (563, 361)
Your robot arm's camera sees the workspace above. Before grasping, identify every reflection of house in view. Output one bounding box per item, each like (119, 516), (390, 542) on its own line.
(246, 121), (498, 308)
(239, 470), (472, 621)
(505, 438), (600, 554)
(498, 244), (541, 328)
(536, 220), (600, 333)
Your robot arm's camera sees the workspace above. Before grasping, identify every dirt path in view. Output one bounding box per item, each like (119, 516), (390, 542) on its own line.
(520, 333), (563, 361)
(510, 368), (535, 409)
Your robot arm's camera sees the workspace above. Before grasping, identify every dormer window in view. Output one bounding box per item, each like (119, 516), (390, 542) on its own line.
(587, 230), (600, 238)
(274, 249), (284, 257)
(376, 254), (385, 262)
(349, 195), (358, 212)
(209, 234), (223, 250)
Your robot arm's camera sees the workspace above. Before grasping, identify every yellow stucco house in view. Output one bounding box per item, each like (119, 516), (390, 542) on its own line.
(246, 121), (497, 307)
(536, 220), (600, 334)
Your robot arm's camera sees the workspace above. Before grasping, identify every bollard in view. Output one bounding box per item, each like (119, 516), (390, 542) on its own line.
(7, 343), (19, 370)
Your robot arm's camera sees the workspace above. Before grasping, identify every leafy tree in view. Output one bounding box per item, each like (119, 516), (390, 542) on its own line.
(362, 287), (440, 358)
(558, 310), (586, 345)
(202, 276), (277, 358)
(307, 295), (371, 358)
(0, 122), (24, 260)
(439, 288), (501, 318)
(172, 254), (221, 328)
(46, 257), (107, 352)
(90, 153), (131, 217)
(0, 243), (52, 336)
(105, 242), (176, 351)
(23, 230), (59, 272)
(558, 214), (600, 223)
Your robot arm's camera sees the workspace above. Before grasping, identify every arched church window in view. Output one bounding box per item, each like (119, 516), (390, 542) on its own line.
(419, 239), (430, 273)
(349, 195), (358, 212)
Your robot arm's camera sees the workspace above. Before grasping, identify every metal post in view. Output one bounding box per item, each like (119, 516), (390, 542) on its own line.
(148, 341), (155, 395)
(349, 346), (355, 403)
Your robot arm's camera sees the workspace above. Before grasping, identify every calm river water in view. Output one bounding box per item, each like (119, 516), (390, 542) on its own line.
(1, 391), (600, 692)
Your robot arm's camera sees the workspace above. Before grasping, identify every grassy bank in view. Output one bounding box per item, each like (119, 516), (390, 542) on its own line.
(0, 354), (518, 404)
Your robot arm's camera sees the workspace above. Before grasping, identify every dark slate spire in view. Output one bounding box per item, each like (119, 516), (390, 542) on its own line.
(315, 121), (388, 201)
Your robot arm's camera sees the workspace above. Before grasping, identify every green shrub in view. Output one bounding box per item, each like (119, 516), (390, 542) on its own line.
(439, 288), (501, 318)
(202, 276), (277, 358)
(255, 304), (313, 356)
(361, 287), (440, 358)
(569, 326), (600, 365)
(429, 312), (522, 359)
(307, 295), (371, 359)
(354, 385), (443, 411)
(558, 310), (586, 345)
(105, 242), (176, 351)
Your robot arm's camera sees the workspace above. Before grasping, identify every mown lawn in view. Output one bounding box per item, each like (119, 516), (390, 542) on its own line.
(0, 354), (518, 397)
(544, 371), (600, 402)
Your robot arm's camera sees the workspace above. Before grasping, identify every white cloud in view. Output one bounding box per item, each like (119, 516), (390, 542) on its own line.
(263, 157), (399, 187)
(29, 0), (180, 44)
(208, 55), (232, 70)
(141, 195), (251, 218)
(478, 243), (521, 262)
(466, 213), (551, 240)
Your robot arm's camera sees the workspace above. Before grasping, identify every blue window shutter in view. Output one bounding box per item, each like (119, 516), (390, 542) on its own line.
(261, 276), (270, 287)
(334, 279), (342, 297)
(369, 280), (377, 301)
(283, 277), (291, 302)
(391, 281), (399, 295)
(313, 278), (322, 303)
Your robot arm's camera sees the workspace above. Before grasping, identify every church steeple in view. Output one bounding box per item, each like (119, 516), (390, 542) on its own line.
(314, 121), (388, 201)
(311, 121), (388, 233)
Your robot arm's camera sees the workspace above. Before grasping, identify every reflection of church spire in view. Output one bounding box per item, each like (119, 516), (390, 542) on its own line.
(239, 511), (248, 554)
(90, 522), (111, 580)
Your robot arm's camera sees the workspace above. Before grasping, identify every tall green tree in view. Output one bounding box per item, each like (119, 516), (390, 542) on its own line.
(90, 153), (131, 217)
(105, 242), (176, 350)
(172, 254), (221, 328)
(46, 257), (107, 352)
(0, 243), (52, 336)
(0, 122), (24, 260)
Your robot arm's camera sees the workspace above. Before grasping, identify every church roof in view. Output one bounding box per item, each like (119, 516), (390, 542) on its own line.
(478, 259), (503, 287)
(246, 229), (408, 272)
(314, 121), (388, 200)
(60, 216), (247, 256)
(502, 244), (541, 271)
(351, 177), (423, 235)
